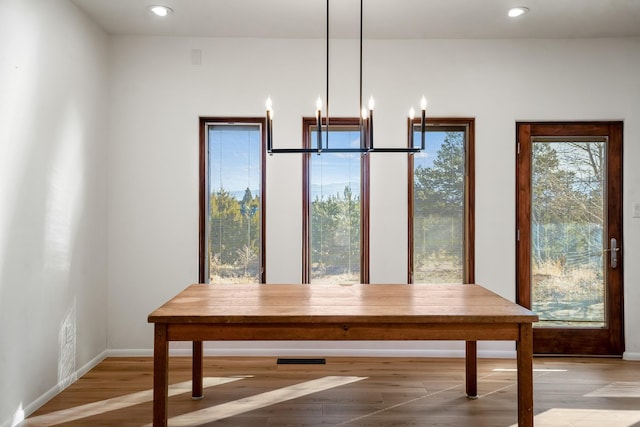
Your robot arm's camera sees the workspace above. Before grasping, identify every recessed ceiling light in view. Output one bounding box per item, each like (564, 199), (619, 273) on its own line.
(148, 5), (173, 17)
(508, 7), (529, 18)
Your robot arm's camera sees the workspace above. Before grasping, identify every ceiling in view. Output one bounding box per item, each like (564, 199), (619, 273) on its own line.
(70, 0), (640, 39)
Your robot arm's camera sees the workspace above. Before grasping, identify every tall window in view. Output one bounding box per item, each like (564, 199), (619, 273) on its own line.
(303, 118), (369, 284)
(409, 119), (474, 284)
(199, 118), (265, 284)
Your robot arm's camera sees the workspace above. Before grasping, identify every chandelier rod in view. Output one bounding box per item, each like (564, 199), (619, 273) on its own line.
(325, 0), (329, 150)
(359, 0), (363, 137)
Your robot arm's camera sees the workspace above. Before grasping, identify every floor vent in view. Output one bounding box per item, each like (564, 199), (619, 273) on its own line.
(277, 358), (326, 365)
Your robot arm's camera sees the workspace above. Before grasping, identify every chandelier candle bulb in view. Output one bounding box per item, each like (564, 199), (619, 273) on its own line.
(408, 107), (415, 149)
(368, 96), (374, 149)
(360, 107), (368, 149)
(316, 96), (323, 152)
(265, 97), (273, 153)
(420, 96), (427, 150)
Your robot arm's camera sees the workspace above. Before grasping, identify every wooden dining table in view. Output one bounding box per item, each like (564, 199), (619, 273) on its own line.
(148, 283), (538, 426)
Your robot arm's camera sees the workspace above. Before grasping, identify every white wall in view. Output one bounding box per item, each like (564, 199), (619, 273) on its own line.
(107, 35), (640, 358)
(0, 0), (109, 424)
(2, 6), (636, 425)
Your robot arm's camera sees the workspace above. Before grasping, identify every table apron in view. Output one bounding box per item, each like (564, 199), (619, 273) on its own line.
(164, 322), (522, 341)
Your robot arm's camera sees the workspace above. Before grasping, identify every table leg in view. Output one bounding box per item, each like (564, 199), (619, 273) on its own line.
(517, 324), (534, 427)
(153, 324), (169, 427)
(192, 341), (204, 399)
(465, 340), (478, 399)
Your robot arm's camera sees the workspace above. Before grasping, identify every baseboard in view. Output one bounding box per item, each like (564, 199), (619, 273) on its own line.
(623, 352), (640, 361)
(107, 348), (154, 357)
(1, 350), (108, 427)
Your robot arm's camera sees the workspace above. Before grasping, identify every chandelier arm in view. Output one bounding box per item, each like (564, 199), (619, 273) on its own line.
(359, 0), (364, 149)
(269, 147), (421, 154)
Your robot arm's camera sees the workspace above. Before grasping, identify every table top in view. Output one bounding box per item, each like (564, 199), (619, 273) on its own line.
(148, 284), (538, 325)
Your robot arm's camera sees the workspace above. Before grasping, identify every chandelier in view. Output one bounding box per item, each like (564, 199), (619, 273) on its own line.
(265, 0), (427, 154)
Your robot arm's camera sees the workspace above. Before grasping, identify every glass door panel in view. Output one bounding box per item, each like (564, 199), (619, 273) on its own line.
(531, 138), (606, 328)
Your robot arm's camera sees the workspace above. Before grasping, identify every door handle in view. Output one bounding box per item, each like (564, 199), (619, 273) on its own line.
(605, 238), (620, 268)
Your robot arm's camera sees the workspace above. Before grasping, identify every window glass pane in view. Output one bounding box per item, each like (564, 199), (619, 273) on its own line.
(413, 129), (465, 283)
(310, 128), (361, 284)
(208, 124), (261, 283)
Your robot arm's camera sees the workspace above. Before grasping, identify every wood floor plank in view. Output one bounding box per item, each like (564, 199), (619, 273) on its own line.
(21, 356), (640, 427)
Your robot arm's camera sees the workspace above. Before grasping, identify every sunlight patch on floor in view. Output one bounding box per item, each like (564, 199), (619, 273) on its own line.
(150, 376), (367, 427)
(509, 408), (640, 427)
(586, 382), (640, 398)
(20, 377), (241, 427)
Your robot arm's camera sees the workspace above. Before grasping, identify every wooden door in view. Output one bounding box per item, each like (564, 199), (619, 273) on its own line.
(516, 122), (624, 355)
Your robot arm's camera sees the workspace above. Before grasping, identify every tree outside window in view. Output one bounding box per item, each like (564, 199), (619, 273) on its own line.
(200, 120), (264, 284)
(410, 120), (474, 284)
(304, 120), (367, 284)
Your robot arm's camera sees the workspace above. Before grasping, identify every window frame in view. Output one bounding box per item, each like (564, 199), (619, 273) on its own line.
(302, 117), (370, 284)
(407, 118), (475, 284)
(198, 117), (267, 284)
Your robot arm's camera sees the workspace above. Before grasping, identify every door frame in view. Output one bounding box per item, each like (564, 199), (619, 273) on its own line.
(516, 121), (624, 355)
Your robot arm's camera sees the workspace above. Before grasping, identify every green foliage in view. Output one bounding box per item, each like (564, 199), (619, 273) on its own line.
(209, 188), (260, 281)
(532, 143), (577, 224)
(311, 185), (360, 279)
(415, 132), (464, 216)
(413, 132), (465, 282)
(531, 142), (604, 271)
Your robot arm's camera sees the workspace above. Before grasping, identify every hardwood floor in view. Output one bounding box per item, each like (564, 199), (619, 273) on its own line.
(22, 356), (640, 426)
